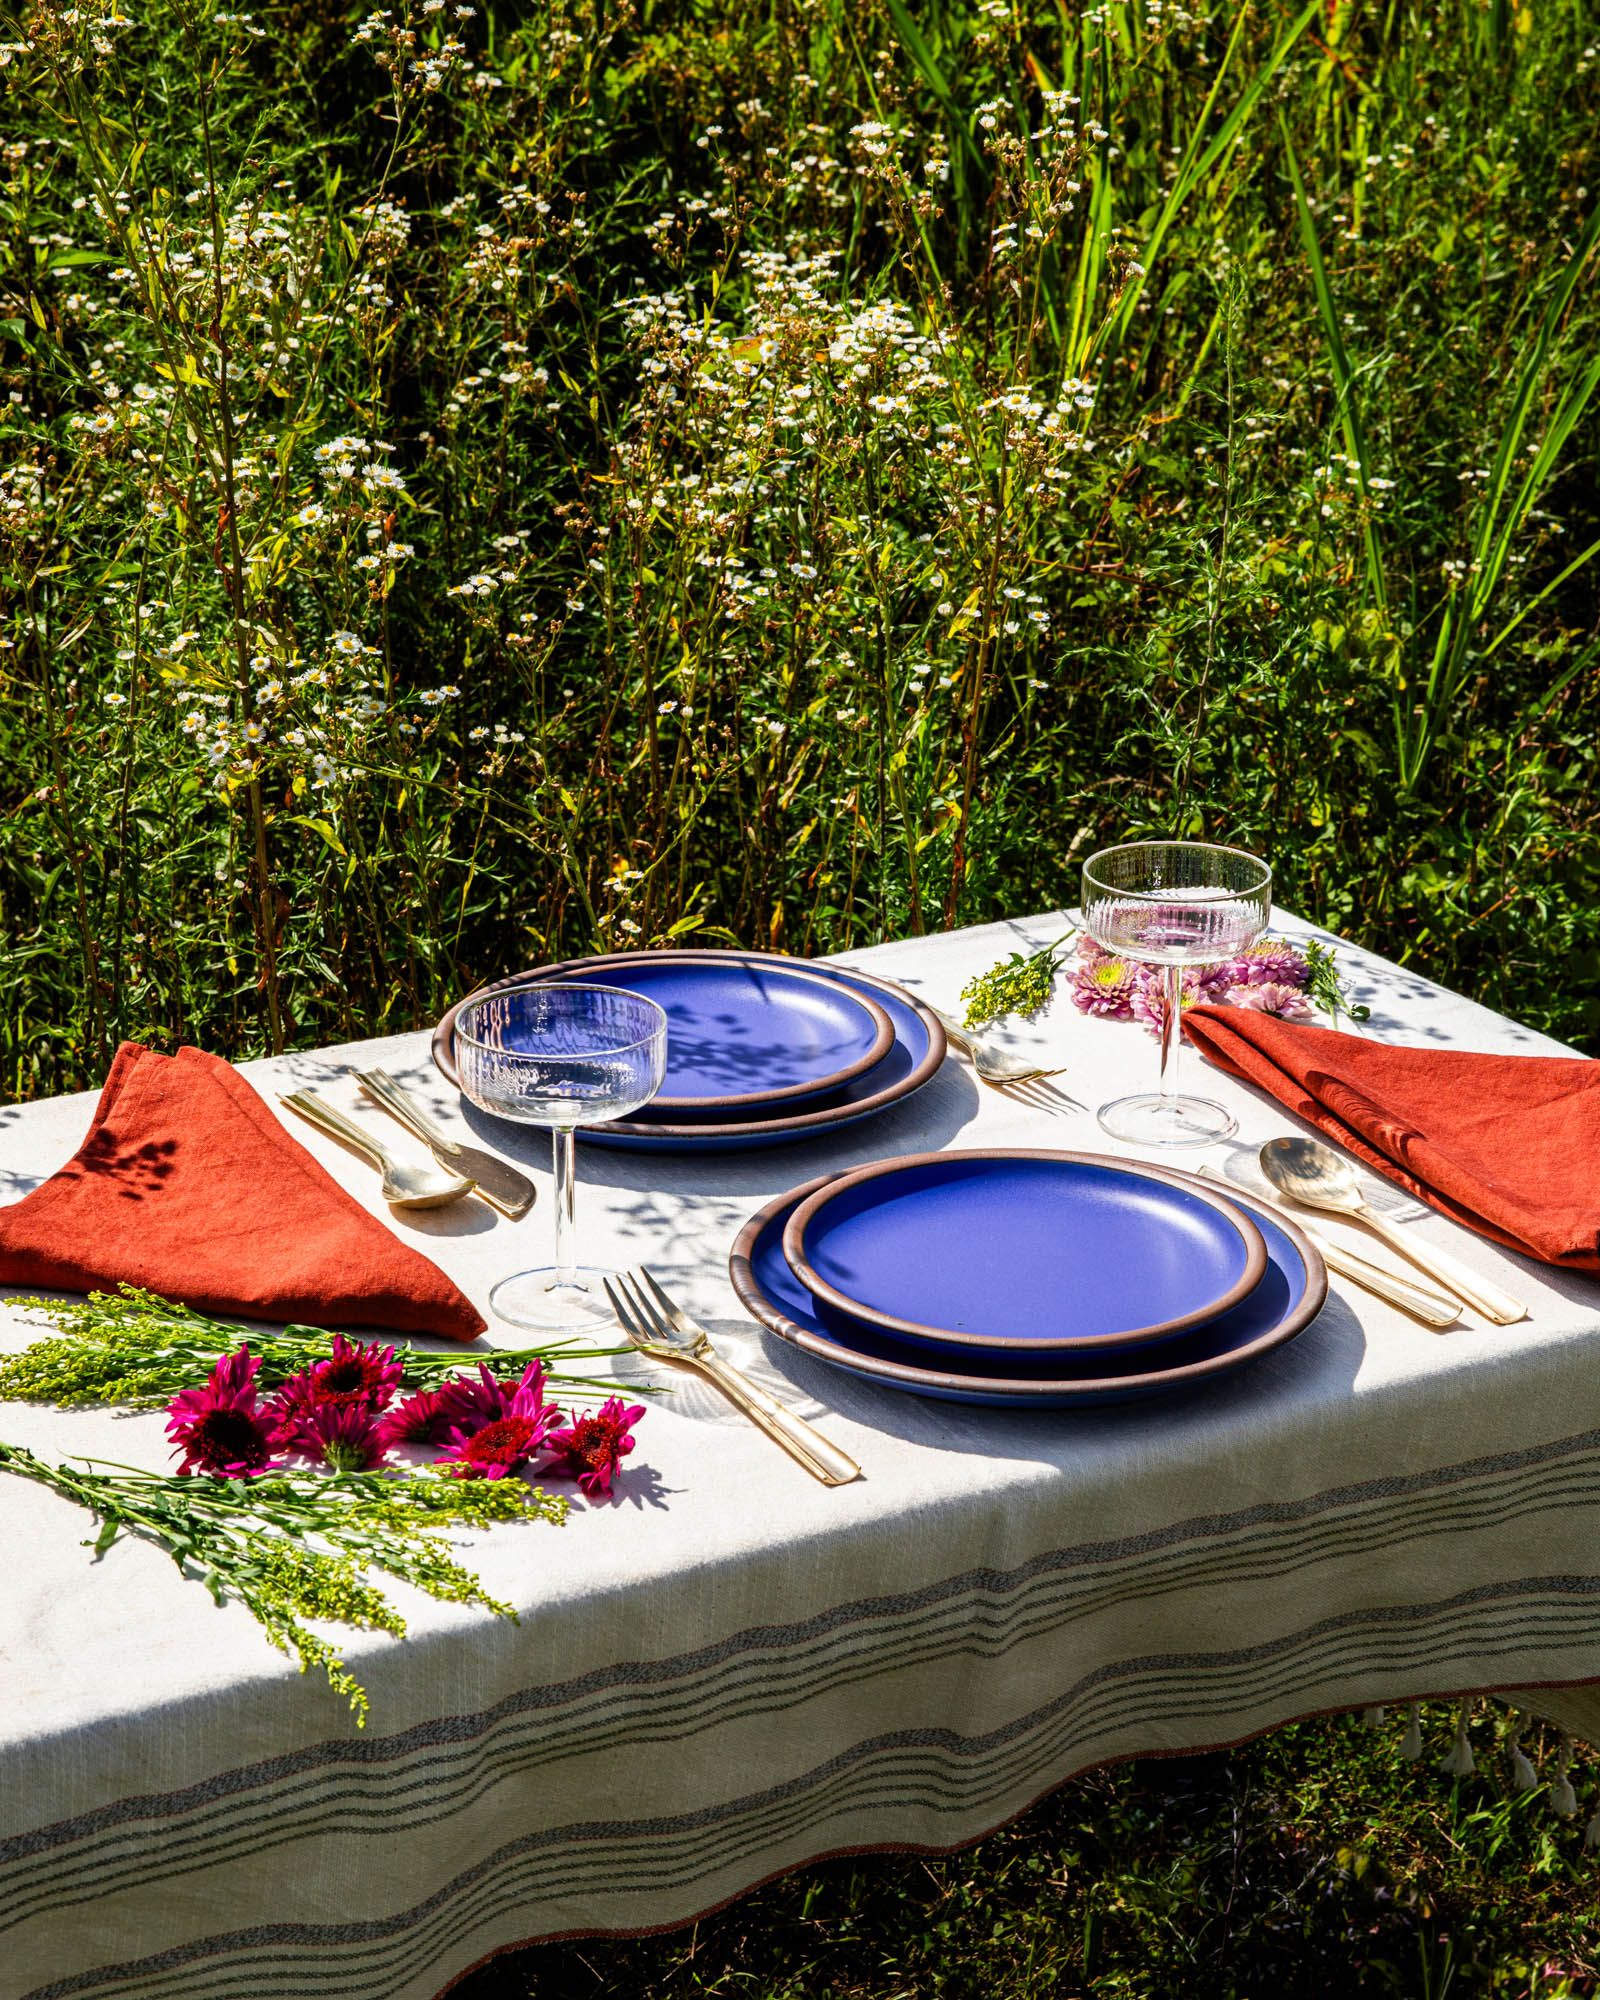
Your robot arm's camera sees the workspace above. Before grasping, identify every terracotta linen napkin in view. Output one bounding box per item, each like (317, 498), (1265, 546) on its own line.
(0, 1042), (486, 1338)
(1181, 1004), (1600, 1271)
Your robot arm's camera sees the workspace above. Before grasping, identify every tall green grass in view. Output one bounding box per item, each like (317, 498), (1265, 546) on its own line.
(3, 0), (1599, 1098)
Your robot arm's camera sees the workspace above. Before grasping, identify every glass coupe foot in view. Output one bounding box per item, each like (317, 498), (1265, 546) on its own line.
(1094, 1091), (1237, 1149)
(489, 1266), (621, 1334)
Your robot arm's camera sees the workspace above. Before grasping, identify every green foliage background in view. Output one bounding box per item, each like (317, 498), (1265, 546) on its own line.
(2, 0), (1598, 1094)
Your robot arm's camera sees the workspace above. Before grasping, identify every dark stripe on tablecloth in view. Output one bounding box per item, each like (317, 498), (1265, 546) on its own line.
(18, 1573), (1600, 1999)
(6, 1439), (1600, 1928)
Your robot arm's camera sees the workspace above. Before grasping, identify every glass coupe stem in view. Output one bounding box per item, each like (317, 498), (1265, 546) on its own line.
(551, 1125), (580, 1289)
(1158, 963), (1183, 1109)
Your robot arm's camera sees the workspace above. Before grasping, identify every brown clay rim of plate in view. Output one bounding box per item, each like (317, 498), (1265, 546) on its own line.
(780, 1148), (1269, 1354)
(728, 1165), (1328, 1400)
(432, 949), (948, 1139)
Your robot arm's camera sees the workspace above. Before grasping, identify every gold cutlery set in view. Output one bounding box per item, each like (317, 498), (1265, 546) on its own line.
(282, 1070), (536, 1219)
(283, 1038), (1529, 1490)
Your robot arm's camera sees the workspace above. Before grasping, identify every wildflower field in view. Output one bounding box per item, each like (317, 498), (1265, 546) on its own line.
(3, 0), (1600, 1103)
(5, 2), (1600, 1987)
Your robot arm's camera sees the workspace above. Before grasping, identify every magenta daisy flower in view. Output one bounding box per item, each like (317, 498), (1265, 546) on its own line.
(436, 1412), (553, 1480)
(375, 1386), (459, 1450)
(166, 1346), (280, 1479)
(283, 1401), (392, 1473)
(270, 1333), (403, 1439)
(543, 1397), (646, 1501)
(435, 1360), (557, 1436)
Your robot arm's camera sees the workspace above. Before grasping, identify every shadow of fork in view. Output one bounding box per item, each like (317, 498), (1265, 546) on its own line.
(986, 1074), (1086, 1115)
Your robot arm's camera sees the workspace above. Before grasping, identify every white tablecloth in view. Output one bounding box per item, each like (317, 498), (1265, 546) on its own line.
(3, 911), (1598, 2000)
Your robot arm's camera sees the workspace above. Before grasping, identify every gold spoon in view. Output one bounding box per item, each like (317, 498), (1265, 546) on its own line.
(1258, 1137), (1527, 1325)
(280, 1091), (474, 1210)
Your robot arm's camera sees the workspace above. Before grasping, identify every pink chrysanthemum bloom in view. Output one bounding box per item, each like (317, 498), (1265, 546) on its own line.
(1130, 966), (1218, 1035)
(1070, 955), (1140, 1018)
(271, 1333), (404, 1439)
(543, 1397), (646, 1501)
(166, 1346), (280, 1479)
(284, 1401), (392, 1473)
(1223, 938), (1310, 988)
(375, 1386), (459, 1450)
(436, 1412), (553, 1480)
(435, 1360), (556, 1436)
(1220, 980), (1315, 1019)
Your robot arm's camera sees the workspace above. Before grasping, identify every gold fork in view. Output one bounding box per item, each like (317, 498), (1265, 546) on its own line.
(930, 1007), (1068, 1091)
(604, 1269), (862, 1487)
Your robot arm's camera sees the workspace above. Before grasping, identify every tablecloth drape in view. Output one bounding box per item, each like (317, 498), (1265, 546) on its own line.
(3, 911), (1598, 2000)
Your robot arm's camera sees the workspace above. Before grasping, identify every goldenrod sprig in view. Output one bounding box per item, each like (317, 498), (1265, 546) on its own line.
(959, 930), (1077, 1029)
(0, 1287), (630, 1410)
(0, 1441), (566, 1724)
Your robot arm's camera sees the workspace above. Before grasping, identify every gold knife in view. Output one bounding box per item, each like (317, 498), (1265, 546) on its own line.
(357, 1068), (536, 1219)
(1196, 1168), (1461, 1329)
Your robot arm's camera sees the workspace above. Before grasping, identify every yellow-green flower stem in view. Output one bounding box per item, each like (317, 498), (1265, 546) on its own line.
(0, 1287), (637, 1411)
(960, 930), (1077, 1031)
(0, 1440), (566, 1725)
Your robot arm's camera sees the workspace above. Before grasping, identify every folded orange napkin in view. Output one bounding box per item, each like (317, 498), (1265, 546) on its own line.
(0, 1043), (486, 1338)
(1182, 1005), (1600, 1272)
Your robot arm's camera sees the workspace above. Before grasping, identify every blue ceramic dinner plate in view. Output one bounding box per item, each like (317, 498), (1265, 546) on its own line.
(782, 1151), (1268, 1355)
(433, 951), (946, 1152)
(729, 1169), (1325, 1408)
(543, 956), (894, 1111)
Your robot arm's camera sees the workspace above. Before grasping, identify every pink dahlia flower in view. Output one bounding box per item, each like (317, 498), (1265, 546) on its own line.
(1069, 955), (1140, 1019)
(166, 1346), (280, 1479)
(1220, 938), (1310, 989)
(543, 1397), (646, 1501)
(1220, 980), (1315, 1019)
(1129, 965), (1227, 1034)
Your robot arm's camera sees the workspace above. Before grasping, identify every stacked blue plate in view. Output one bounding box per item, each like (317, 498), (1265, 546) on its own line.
(434, 949), (947, 1152)
(729, 1150), (1327, 1408)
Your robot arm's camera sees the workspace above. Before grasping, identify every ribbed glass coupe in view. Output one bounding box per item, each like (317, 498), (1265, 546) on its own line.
(1081, 841), (1272, 1148)
(455, 983), (668, 1331)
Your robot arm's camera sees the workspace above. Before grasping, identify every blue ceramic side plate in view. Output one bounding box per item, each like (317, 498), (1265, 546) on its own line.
(433, 951), (946, 1152)
(782, 1151), (1268, 1355)
(547, 955), (894, 1111)
(729, 1168), (1326, 1408)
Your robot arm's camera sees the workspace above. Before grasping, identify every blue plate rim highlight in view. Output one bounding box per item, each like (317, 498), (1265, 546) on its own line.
(781, 1149), (1270, 1354)
(433, 949), (947, 1141)
(729, 1164), (1327, 1403)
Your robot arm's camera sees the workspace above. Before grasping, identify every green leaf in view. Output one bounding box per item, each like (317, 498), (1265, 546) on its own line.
(287, 814), (347, 858)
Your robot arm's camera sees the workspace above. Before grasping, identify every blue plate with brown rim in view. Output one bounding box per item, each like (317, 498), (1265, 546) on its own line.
(434, 951), (946, 1151)
(548, 954), (895, 1111)
(781, 1150), (1268, 1357)
(729, 1167), (1324, 1407)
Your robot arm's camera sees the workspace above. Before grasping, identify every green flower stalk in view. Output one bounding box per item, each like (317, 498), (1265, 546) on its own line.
(960, 930), (1077, 1030)
(0, 1440), (566, 1724)
(0, 1287), (631, 1411)
(1303, 938), (1372, 1025)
